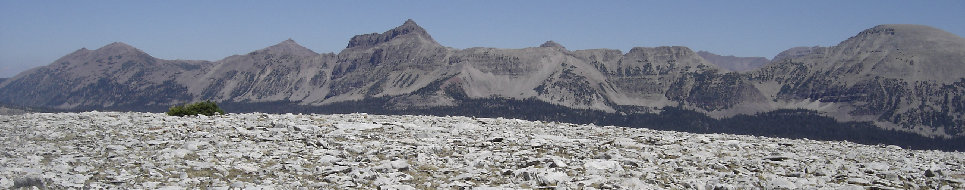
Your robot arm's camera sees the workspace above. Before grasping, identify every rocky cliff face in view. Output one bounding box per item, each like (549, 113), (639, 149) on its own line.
(191, 39), (331, 104)
(697, 51), (770, 72)
(0, 21), (962, 138)
(753, 24), (965, 137)
(328, 19), (453, 105)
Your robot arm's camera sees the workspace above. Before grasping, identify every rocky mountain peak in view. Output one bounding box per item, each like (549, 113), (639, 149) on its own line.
(346, 19), (439, 49)
(95, 42), (145, 55)
(280, 38), (296, 44)
(838, 24), (965, 52)
(53, 42), (152, 64)
(816, 24), (965, 82)
(539, 40), (566, 49)
(258, 38), (318, 57)
(400, 19), (421, 30)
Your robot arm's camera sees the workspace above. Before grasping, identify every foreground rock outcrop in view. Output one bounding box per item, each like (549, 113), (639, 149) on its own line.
(1, 112), (962, 189)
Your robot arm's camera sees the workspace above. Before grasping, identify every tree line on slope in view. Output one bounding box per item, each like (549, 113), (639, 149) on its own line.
(215, 98), (965, 151)
(13, 94), (962, 151)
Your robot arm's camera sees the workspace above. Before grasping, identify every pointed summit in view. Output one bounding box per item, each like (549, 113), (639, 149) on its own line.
(259, 38), (318, 57)
(346, 19), (439, 49)
(391, 19), (430, 39)
(539, 40), (566, 49)
(401, 19), (419, 28)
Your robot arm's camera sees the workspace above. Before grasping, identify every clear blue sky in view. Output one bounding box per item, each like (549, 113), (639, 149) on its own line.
(1, 0), (963, 77)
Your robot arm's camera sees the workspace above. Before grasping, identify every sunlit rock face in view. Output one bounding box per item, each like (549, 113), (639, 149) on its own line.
(1, 112), (963, 189)
(1, 22), (963, 138)
(697, 51), (769, 72)
(752, 24), (965, 137)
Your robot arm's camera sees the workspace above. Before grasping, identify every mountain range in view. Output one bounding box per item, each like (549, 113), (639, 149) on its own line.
(1, 20), (963, 148)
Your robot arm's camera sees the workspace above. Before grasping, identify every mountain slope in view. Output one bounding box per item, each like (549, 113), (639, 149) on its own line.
(325, 19), (458, 110)
(0, 42), (208, 110)
(0, 21), (962, 139)
(191, 39), (333, 103)
(753, 24), (965, 136)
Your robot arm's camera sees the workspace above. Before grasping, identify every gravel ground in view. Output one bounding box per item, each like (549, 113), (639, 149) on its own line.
(1, 112), (963, 189)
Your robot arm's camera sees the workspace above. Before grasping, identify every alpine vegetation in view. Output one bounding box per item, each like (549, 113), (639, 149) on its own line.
(166, 101), (225, 117)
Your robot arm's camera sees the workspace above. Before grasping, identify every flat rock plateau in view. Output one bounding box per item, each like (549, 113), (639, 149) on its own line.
(1, 112), (963, 189)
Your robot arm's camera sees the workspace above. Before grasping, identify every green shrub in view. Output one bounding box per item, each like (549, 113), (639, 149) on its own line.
(167, 101), (225, 116)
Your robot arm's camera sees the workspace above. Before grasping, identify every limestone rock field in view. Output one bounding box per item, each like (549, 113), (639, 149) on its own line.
(1, 112), (963, 189)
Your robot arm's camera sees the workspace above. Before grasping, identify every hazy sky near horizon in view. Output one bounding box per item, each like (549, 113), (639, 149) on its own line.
(1, 1), (963, 77)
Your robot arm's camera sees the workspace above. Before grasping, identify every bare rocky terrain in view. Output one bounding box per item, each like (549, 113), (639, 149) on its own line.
(696, 51), (770, 72)
(1, 112), (963, 189)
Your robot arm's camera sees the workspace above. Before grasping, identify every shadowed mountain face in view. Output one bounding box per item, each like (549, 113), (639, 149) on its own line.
(1, 21), (963, 139)
(0, 42), (208, 109)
